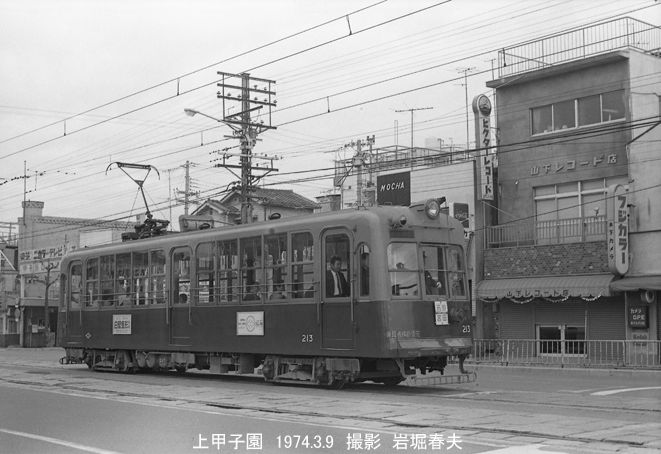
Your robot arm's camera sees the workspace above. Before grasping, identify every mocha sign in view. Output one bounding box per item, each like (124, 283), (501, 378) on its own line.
(377, 171), (411, 206)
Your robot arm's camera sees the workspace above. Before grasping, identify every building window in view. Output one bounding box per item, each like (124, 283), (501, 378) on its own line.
(533, 176), (627, 243)
(532, 89), (625, 135)
(537, 325), (585, 355)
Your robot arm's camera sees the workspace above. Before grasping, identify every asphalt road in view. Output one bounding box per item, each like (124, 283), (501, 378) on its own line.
(0, 348), (659, 454)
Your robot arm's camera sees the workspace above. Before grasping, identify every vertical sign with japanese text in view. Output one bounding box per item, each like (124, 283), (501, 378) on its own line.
(607, 184), (629, 275)
(472, 95), (494, 200)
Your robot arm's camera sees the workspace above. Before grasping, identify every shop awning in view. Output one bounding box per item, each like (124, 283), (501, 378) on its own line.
(610, 275), (661, 291)
(477, 274), (614, 300)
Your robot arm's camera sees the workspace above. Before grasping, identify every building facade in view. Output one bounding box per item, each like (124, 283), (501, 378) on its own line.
(476, 18), (660, 364)
(17, 201), (133, 347)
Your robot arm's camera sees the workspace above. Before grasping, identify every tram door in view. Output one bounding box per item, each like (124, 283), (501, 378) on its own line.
(64, 261), (83, 342)
(169, 247), (192, 345)
(321, 230), (354, 350)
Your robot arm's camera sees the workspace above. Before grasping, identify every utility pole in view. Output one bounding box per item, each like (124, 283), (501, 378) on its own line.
(345, 136), (375, 207)
(216, 72), (277, 224)
(175, 161), (199, 216)
(395, 107), (433, 151)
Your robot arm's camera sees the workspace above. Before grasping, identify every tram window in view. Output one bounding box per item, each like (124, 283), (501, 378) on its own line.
(100, 255), (115, 307)
(241, 236), (263, 302)
(196, 243), (214, 304)
(446, 246), (466, 298)
(172, 248), (191, 304)
(85, 258), (99, 307)
(133, 251), (149, 305)
(387, 243), (418, 297)
(116, 253), (132, 306)
(265, 234), (288, 300)
(292, 232), (314, 298)
(359, 244), (370, 297)
(218, 240), (238, 304)
(421, 246), (447, 297)
(70, 262), (82, 309)
(150, 250), (166, 305)
(324, 233), (350, 298)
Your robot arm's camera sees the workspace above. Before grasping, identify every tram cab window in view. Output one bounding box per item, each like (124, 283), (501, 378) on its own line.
(292, 232), (314, 299)
(447, 246), (466, 298)
(218, 240), (238, 303)
(387, 243), (418, 297)
(324, 233), (350, 298)
(150, 250), (166, 305)
(85, 258), (99, 307)
(172, 248), (191, 304)
(69, 262), (82, 309)
(116, 253), (132, 306)
(265, 234), (288, 300)
(421, 246), (447, 297)
(196, 243), (214, 304)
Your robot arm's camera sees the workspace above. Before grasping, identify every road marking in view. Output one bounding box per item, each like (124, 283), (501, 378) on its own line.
(0, 428), (123, 454)
(481, 445), (568, 453)
(592, 386), (661, 396)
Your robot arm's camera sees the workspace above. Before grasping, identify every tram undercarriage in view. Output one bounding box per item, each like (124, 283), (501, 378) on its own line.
(61, 348), (473, 388)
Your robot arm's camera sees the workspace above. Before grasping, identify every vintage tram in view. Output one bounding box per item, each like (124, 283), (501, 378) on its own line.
(58, 199), (473, 387)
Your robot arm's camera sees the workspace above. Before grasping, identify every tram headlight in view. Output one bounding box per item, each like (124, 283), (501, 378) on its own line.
(424, 199), (441, 219)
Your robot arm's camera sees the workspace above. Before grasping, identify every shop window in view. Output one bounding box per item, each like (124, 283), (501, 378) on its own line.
(602, 90), (625, 121)
(578, 94), (601, 126)
(292, 232), (314, 299)
(537, 325), (585, 355)
(553, 99), (575, 131)
(531, 105), (552, 134)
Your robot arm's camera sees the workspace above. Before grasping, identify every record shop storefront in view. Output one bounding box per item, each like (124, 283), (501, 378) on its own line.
(477, 274), (660, 365)
(477, 274), (622, 343)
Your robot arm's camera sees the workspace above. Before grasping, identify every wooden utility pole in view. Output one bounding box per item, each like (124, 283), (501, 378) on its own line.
(215, 72), (277, 224)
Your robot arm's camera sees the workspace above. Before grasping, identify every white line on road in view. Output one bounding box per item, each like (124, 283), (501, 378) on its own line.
(591, 386), (661, 396)
(0, 428), (124, 454)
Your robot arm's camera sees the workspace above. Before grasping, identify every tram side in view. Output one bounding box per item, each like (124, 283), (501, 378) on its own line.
(58, 201), (473, 387)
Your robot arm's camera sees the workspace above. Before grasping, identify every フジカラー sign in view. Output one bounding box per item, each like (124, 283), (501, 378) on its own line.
(607, 184), (629, 276)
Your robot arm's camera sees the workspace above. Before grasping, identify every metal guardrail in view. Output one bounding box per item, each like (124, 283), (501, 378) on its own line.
(486, 215), (606, 248)
(472, 339), (661, 369)
(498, 17), (661, 78)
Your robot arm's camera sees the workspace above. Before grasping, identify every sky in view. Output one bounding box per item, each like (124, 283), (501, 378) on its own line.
(0, 0), (658, 233)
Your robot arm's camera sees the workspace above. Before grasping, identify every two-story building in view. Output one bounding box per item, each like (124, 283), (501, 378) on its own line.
(476, 17), (660, 365)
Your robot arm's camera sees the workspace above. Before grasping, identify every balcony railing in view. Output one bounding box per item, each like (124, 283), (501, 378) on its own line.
(473, 339), (661, 369)
(499, 17), (661, 78)
(486, 215), (606, 248)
